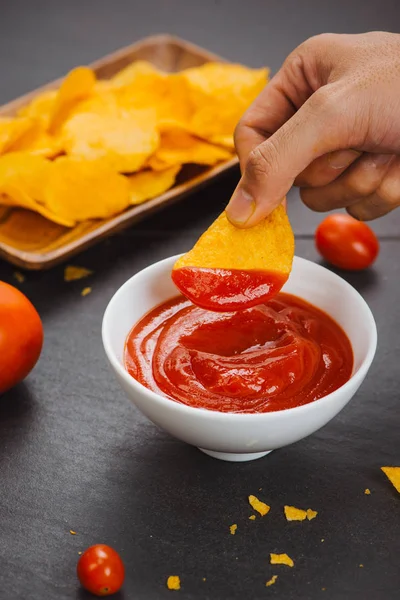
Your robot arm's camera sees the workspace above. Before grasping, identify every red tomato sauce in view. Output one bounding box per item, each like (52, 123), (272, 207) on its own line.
(124, 293), (353, 414)
(171, 267), (288, 311)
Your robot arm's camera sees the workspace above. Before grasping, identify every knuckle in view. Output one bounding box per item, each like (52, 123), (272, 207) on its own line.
(346, 172), (377, 198)
(246, 143), (277, 179)
(377, 171), (400, 206)
(308, 86), (338, 114)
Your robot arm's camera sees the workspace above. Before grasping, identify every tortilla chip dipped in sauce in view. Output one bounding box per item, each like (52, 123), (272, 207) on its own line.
(172, 204), (294, 311)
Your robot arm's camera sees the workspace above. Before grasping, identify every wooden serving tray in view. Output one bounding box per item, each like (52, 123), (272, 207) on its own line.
(0, 35), (239, 270)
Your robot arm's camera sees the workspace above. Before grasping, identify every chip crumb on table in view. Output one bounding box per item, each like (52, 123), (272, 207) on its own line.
(248, 495), (270, 516)
(249, 515), (256, 521)
(81, 286), (92, 297)
(69, 530), (76, 535)
(284, 505), (318, 521)
(166, 575), (181, 591)
(64, 265), (93, 282)
(229, 524), (237, 535)
(13, 271), (25, 283)
(266, 575), (278, 587)
(364, 488), (371, 495)
(270, 553), (294, 568)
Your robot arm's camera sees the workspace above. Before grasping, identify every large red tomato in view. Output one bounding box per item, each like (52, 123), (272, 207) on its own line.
(0, 282), (43, 394)
(315, 214), (379, 271)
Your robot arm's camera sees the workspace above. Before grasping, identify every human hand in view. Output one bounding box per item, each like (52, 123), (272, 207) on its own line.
(226, 32), (400, 226)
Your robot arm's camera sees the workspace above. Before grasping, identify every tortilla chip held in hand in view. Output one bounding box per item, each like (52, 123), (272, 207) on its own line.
(172, 204), (294, 311)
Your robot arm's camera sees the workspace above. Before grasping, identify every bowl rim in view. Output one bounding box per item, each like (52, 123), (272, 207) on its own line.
(102, 254), (377, 421)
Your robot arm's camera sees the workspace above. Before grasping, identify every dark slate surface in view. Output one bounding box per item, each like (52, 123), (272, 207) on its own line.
(0, 1), (399, 599)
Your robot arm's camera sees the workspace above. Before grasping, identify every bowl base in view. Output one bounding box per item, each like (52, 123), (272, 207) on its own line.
(199, 448), (272, 462)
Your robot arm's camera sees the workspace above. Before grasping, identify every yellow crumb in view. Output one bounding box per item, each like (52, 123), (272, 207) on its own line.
(321, 538), (325, 542)
(78, 551), (82, 555)
(284, 505), (317, 521)
(230, 524), (237, 535)
(167, 575), (181, 590)
(306, 508), (318, 520)
(248, 495), (270, 516)
(249, 515), (256, 521)
(364, 488), (371, 495)
(266, 575), (278, 587)
(202, 578), (206, 582)
(270, 553), (294, 567)
(64, 265), (93, 282)
(322, 588), (326, 591)
(13, 271), (25, 283)
(359, 564), (364, 568)
(69, 530), (76, 535)
(81, 286), (92, 296)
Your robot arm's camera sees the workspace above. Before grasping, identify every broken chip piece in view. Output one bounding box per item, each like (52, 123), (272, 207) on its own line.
(381, 467), (400, 493)
(248, 495), (270, 516)
(266, 575), (278, 587)
(167, 575), (181, 590)
(284, 506), (318, 521)
(64, 265), (93, 282)
(270, 553), (294, 567)
(229, 524), (237, 535)
(172, 205), (294, 311)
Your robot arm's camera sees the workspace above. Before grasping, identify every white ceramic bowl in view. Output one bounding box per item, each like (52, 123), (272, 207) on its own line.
(102, 255), (377, 462)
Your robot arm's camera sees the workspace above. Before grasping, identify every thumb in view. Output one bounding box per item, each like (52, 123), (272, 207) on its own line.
(226, 84), (349, 227)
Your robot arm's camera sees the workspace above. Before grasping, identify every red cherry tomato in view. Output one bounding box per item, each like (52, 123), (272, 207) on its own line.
(0, 281), (43, 395)
(315, 214), (379, 271)
(77, 545), (125, 597)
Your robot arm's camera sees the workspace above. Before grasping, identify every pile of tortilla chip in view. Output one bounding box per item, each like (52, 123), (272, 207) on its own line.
(0, 61), (268, 227)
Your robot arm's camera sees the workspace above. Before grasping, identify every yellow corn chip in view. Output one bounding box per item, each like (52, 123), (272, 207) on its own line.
(266, 575), (278, 587)
(49, 66), (96, 133)
(0, 117), (37, 154)
(182, 62), (268, 138)
(149, 127), (231, 169)
(81, 286), (92, 296)
(0, 184), (72, 227)
(229, 524), (237, 535)
(166, 575), (181, 590)
(365, 488), (371, 495)
(9, 119), (62, 158)
(306, 509), (318, 521)
(248, 495), (270, 516)
(62, 109), (159, 173)
(64, 266), (93, 282)
(0, 152), (53, 209)
(209, 134), (235, 149)
(110, 60), (162, 88)
(249, 515), (256, 521)
(18, 90), (57, 128)
(126, 165), (180, 205)
(270, 553), (294, 568)
(381, 467), (400, 493)
(44, 157), (131, 225)
(174, 205), (293, 273)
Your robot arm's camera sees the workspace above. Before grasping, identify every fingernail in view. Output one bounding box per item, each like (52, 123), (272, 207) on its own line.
(226, 187), (256, 225)
(328, 149), (361, 169)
